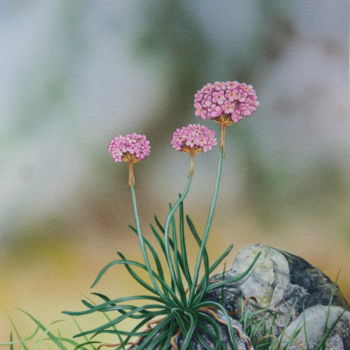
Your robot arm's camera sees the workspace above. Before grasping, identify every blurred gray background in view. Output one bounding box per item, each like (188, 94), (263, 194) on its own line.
(0, 0), (349, 339)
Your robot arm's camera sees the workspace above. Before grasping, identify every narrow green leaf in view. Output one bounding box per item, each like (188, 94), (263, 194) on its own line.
(10, 331), (14, 350)
(160, 320), (175, 350)
(128, 224), (165, 286)
(85, 295), (125, 348)
(117, 252), (159, 295)
(90, 255), (177, 305)
(16, 309), (68, 350)
(7, 316), (30, 350)
(73, 341), (100, 350)
(0, 325), (40, 346)
(117, 252), (178, 306)
(144, 330), (168, 350)
(196, 333), (212, 350)
(72, 318), (96, 350)
(129, 184), (164, 298)
(207, 252), (261, 291)
(186, 215), (210, 301)
(186, 215), (209, 272)
(179, 198), (192, 286)
(32, 320), (65, 350)
(94, 315), (153, 346)
(91, 258), (154, 292)
(91, 292), (164, 308)
(171, 309), (189, 347)
(64, 303), (136, 317)
(316, 309), (345, 350)
(197, 312), (223, 350)
(208, 244), (233, 275)
(169, 203), (187, 305)
(150, 224), (166, 253)
(154, 216), (165, 233)
(74, 306), (166, 338)
(281, 326), (302, 350)
(195, 301), (237, 349)
(196, 321), (218, 349)
(150, 223), (188, 281)
(188, 148), (224, 306)
(181, 312), (198, 350)
(136, 316), (172, 350)
(46, 336), (84, 347)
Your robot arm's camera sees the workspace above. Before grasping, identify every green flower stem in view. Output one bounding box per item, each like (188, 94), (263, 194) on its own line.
(189, 130), (225, 304)
(179, 200), (192, 287)
(169, 203), (187, 305)
(164, 162), (193, 303)
(129, 184), (164, 297)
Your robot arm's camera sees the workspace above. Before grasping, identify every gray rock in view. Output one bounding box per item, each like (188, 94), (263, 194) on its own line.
(208, 244), (348, 335)
(279, 305), (350, 350)
(127, 244), (349, 349)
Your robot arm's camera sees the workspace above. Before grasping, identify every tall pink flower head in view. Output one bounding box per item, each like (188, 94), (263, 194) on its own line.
(171, 124), (217, 153)
(108, 133), (151, 163)
(194, 81), (259, 124)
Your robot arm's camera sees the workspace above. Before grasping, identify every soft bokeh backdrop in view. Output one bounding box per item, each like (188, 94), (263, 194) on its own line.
(0, 0), (349, 344)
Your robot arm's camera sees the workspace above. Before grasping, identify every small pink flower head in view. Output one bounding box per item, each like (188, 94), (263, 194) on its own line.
(194, 81), (259, 124)
(171, 124), (217, 154)
(108, 133), (151, 163)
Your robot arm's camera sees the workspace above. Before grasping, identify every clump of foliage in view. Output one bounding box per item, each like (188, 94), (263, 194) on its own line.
(62, 81), (260, 349)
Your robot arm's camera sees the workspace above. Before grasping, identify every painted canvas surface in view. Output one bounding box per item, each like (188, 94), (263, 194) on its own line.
(0, 0), (349, 348)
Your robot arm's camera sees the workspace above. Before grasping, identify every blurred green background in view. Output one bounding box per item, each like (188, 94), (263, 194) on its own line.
(0, 0), (349, 343)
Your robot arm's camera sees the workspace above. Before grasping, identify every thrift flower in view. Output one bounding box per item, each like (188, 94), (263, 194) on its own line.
(108, 133), (151, 186)
(194, 81), (259, 125)
(108, 133), (151, 163)
(171, 124), (217, 175)
(171, 124), (217, 153)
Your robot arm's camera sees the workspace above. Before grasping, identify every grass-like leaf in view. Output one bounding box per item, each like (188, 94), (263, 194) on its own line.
(7, 316), (31, 350)
(74, 305), (167, 338)
(9, 332), (14, 350)
(128, 224), (165, 285)
(32, 320), (65, 350)
(178, 197), (192, 286)
(117, 252), (179, 304)
(181, 312), (198, 349)
(316, 309), (345, 350)
(16, 309), (68, 350)
(197, 312), (223, 350)
(206, 251), (261, 291)
(0, 324), (39, 347)
(135, 316), (172, 350)
(73, 341), (100, 350)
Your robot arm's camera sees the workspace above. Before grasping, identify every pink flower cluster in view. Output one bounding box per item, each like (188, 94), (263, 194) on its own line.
(171, 124), (217, 153)
(194, 81), (259, 123)
(108, 133), (151, 162)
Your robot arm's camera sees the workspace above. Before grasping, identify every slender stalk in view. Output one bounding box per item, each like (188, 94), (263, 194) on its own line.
(220, 123), (226, 151)
(128, 162), (135, 186)
(189, 126), (226, 303)
(129, 184), (163, 297)
(169, 203), (187, 306)
(179, 199), (192, 287)
(163, 156), (194, 302)
(189, 152), (195, 175)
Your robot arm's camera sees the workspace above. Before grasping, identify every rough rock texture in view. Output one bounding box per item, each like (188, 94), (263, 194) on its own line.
(208, 244), (349, 336)
(130, 244), (349, 349)
(279, 305), (350, 350)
